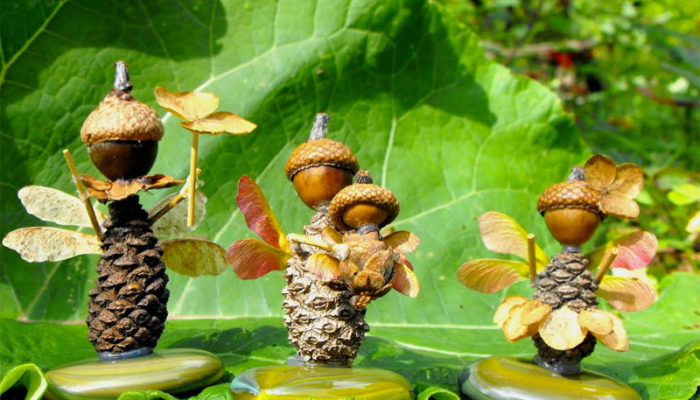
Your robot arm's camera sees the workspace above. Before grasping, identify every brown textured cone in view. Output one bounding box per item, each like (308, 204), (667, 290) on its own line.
(329, 183), (399, 231)
(81, 91), (164, 145)
(537, 180), (601, 215)
(87, 195), (169, 353)
(285, 138), (359, 180)
(532, 250), (598, 369)
(282, 209), (369, 366)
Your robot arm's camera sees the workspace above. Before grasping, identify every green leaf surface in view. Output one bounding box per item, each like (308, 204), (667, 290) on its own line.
(1, 0), (696, 399)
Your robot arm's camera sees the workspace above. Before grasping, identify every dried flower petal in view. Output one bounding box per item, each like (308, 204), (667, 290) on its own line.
(154, 86), (219, 121)
(80, 175), (182, 202)
(584, 154), (644, 219)
(538, 305), (587, 350)
(502, 303), (539, 343)
(593, 311), (629, 351)
(181, 111), (257, 135)
(578, 308), (613, 335)
(306, 253), (342, 281)
(494, 295), (528, 327)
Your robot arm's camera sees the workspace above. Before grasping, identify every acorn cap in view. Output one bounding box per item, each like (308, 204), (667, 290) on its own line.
(285, 138), (359, 180)
(329, 182), (399, 231)
(537, 180), (601, 215)
(80, 62), (163, 146)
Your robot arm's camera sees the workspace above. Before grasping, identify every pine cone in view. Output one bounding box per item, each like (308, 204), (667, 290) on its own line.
(282, 209), (368, 366)
(87, 196), (169, 354)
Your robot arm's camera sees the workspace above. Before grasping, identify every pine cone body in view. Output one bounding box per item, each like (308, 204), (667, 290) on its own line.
(282, 209), (368, 366)
(87, 196), (169, 353)
(532, 250), (598, 371)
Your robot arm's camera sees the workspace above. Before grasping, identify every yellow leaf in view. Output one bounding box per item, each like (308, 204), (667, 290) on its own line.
(494, 295), (528, 327)
(479, 212), (548, 267)
(161, 238), (228, 277)
(2, 227), (101, 262)
(306, 253), (342, 281)
(538, 305), (587, 350)
(150, 190), (207, 237)
(598, 276), (656, 312)
(181, 112), (257, 135)
(594, 311), (629, 352)
(577, 308), (613, 335)
(18, 186), (103, 227)
(457, 259), (528, 293)
(154, 86), (219, 121)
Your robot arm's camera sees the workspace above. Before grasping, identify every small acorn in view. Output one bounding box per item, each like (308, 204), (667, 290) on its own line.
(329, 170), (399, 232)
(80, 61), (163, 181)
(537, 167), (602, 246)
(285, 114), (359, 209)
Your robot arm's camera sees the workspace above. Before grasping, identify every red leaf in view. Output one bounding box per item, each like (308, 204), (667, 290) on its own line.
(236, 176), (288, 250)
(227, 238), (289, 279)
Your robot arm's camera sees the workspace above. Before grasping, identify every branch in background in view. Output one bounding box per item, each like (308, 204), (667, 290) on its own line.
(505, 0), (545, 65)
(635, 87), (700, 108)
(482, 39), (597, 59)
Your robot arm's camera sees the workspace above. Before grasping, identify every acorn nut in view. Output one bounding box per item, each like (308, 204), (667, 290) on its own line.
(329, 171), (399, 232)
(537, 179), (602, 246)
(80, 61), (163, 181)
(285, 137), (359, 209)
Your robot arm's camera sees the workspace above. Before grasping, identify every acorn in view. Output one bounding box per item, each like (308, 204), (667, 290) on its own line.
(537, 168), (602, 246)
(285, 114), (359, 209)
(329, 170), (399, 232)
(80, 61), (163, 181)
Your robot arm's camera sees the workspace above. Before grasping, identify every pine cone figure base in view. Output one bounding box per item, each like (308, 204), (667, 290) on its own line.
(533, 333), (596, 375)
(87, 195), (169, 354)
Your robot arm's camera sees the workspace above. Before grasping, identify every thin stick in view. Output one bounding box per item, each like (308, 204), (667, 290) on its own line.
(62, 149), (102, 241)
(527, 233), (537, 284)
(150, 168), (201, 224)
(187, 133), (199, 226)
(595, 247), (619, 284)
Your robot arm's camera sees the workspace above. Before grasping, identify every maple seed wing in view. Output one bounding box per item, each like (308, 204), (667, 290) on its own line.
(598, 276), (656, 312)
(610, 163), (644, 199)
(382, 231), (420, 254)
(237, 176), (287, 250)
(321, 226), (343, 245)
(584, 154), (616, 190)
(181, 111), (257, 135)
(161, 238), (228, 277)
(151, 190), (207, 237)
(585, 231), (657, 270)
(154, 86), (219, 121)
(306, 253), (342, 281)
(2, 227), (101, 262)
(227, 238), (290, 279)
(479, 212), (548, 267)
(392, 263), (420, 297)
(18, 186), (101, 227)
(457, 259), (528, 293)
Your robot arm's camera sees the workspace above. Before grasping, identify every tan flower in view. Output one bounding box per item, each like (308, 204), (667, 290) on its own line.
(584, 154), (644, 219)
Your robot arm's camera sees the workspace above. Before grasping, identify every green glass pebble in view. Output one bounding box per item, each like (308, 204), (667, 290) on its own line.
(459, 356), (641, 400)
(230, 365), (412, 400)
(45, 348), (224, 400)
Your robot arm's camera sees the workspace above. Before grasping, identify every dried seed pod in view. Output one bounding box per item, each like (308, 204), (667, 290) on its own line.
(80, 61), (163, 181)
(537, 174), (602, 246)
(285, 114), (359, 209)
(329, 171), (399, 232)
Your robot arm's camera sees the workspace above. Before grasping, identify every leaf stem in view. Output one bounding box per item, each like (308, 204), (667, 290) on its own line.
(62, 149), (102, 241)
(527, 233), (536, 283)
(150, 168), (201, 224)
(187, 133), (199, 226)
(595, 247), (618, 283)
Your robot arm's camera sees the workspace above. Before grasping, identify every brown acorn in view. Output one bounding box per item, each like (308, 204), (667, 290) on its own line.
(81, 61), (163, 181)
(285, 114), (359, 209)
(329, 171), (399, 232)
(537, 170), (602, 246)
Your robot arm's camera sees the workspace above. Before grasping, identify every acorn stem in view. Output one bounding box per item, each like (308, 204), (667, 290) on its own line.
(62, 149), (102, 241)
(150, 168), (201, 224)
(595, 247), (619, 283)
(187, 133), (199, 226)
(568, 166), (585, 181)
(527, 233), (536, 283)
(309, 113), (330, 140)
(113, 61), (133, 93)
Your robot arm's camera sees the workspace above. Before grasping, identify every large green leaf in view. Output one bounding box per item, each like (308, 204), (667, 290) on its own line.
(1, 0), (696, 399)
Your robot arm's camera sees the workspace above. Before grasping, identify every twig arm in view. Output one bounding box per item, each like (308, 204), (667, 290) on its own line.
(595, 247), (619, 283)
(527, 233), (537, 284)
(62, 149), (102, 241)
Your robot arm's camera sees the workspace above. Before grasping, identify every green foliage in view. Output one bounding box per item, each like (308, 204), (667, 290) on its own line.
(0, 0), (697, 399)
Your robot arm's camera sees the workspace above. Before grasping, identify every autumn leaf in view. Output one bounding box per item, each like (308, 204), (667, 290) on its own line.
(226, 238), (290, 279)
(457, 259), (528, 293)
(154, 86), (219, 121)
(598, 275), (656, 312)
(160, 238), (228, 277)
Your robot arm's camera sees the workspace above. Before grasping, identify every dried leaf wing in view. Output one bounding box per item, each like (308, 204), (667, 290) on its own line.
(457, 259), (528, 293)
(479, 212), (548, 267)
(181, 111), (257, 135)
(306, 253), (342, 281)
(2, 227), (101, 262)
(161, 238), (228, 277)
(151, 190), (207, 237)
(610, 163), (644, 200)
(382, 231), (420, 254)
(522, 302), (551, 326)
(502, 303), (539, 343)
(585, 231), (657, 271)
(18, 186), (101, 227)
(584, 154), (616, 190)
(237, 176), (287, 250)
(494, 295), (528, 327)
(594, 311), (629, 351)
(578, 308), (613, 335)
(391, 262), (419, 297)
(227, 238), (289, 279)
(154, 86), (219, 121)
(598, 276), (656, 312)
(538, 305), (587, 350)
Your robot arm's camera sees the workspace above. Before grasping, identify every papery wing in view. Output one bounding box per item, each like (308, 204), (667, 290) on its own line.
(154, 86), (219, 121)
(227, 238), (289, 279)
(598, 275), (656, 312)
(2, 227), (101, 262)
(382, 231), (419, 253)
(237, 176), (287, 250)
(457, 259), (528, 293)
(151, 190), (207, 237)
(585, 231), (657, 270)
(391, 263), (419, 297)
(479, 212), (548, 267)
(18, 186), (102, 227)
(161, 238), (228, 277)
(584, 154), (616, 190)
(181, 111), (257, 135)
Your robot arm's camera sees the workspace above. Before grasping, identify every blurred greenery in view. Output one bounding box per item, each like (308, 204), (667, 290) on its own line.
(438, 0), (699, 275)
